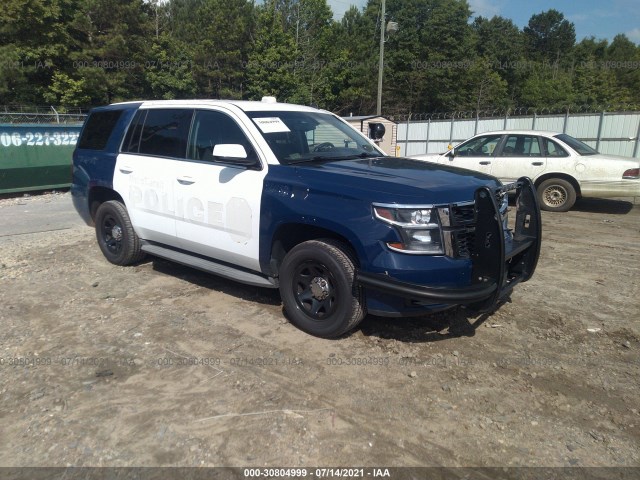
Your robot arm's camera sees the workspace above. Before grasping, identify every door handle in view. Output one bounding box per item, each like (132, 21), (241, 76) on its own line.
(479, 161), (491, 165)
(177, 176), (195, 185)
(531, 162), (544, 166)
(119, 166), (133, 174)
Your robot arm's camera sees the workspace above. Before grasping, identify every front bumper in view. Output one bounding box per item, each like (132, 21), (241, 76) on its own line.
(356, 177), (541, 312)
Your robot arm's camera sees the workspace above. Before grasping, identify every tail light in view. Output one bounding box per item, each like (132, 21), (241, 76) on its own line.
(622, 168), (639, 179)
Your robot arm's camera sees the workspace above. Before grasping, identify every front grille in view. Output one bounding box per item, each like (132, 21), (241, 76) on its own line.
(446, 204), (477, 259)
(443, 186), (509, 258)
(450, 203), (475, 225)
(453, 229), (475, 258)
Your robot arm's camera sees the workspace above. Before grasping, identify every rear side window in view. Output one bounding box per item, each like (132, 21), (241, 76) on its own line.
(543, 138), (569, 157)
(500, 135), (542, 157)
(77, 110), (124, 150)
(138, 109), (193, 158)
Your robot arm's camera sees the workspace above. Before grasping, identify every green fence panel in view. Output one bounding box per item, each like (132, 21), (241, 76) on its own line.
(0, 124), (82, 194)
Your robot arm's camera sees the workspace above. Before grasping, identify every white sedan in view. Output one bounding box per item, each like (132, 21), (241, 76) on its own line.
(411, 130), (640, 212)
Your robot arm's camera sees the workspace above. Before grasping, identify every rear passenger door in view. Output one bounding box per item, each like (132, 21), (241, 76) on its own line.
(491, 134), (547, 183)
(114, 108), (193, 245)
(174, 109), (266, 272)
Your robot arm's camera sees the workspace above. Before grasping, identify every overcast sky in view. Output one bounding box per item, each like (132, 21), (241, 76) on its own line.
(327, 0), (640, 43)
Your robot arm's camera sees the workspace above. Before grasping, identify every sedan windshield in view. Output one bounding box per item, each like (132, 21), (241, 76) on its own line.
(555, 133), (598, 156)
(247, 111), (382, 164)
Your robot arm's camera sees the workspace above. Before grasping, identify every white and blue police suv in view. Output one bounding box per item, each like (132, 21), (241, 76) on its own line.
(72, 98), (541, 338)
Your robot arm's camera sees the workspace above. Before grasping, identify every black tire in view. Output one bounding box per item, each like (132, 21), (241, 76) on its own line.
(279, 239), (366, 338)
(94, 200), (145, 266)
(537, 178), (577, 212)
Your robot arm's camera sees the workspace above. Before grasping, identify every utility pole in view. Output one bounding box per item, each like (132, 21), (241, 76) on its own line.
(376, 0), (385, 116)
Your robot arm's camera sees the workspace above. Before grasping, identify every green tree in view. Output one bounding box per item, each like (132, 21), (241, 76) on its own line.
(383, 0), (477, 113)
(519, 69), (575, 109)
(56, 0), (153, 105)
(0, 45), (30, 104)
(472, 15), (524, 95)
(606, 34), (640, 104)
(167, 0), (253, 99)
(326, 7), (377, 114)
(286, 0), (336, 107)
(144, 35), (197, 100)
(0, 0), (84, 104)
(245, 1), (299, 101)
(524, 9), (575, 63)
(569, 37), (624, 106)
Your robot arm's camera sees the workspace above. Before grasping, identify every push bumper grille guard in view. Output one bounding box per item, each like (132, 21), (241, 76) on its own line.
(357, 177), (542, 311)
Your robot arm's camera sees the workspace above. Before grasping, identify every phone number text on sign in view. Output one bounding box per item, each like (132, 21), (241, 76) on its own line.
(0, 131), (79, 147)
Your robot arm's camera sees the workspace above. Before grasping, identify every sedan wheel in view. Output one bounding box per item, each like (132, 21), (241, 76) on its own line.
(537, 178), (577, 212)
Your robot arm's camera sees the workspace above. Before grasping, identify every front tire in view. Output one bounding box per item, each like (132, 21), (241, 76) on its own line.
(537, 178), (577, 212)
(95, 200), (145, 265)
(279, 239), (366, 338)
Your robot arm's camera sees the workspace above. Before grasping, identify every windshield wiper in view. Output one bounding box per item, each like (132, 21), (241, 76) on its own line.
(286, 152), (381, 165)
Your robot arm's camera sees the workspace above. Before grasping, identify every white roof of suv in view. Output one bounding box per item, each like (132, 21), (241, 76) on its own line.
(113, 99), (321, 113)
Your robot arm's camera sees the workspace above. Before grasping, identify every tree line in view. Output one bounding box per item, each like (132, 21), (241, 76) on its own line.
(1, 0), (639, 115)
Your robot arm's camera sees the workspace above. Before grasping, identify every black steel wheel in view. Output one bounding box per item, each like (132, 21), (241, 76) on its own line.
(279, 239), (365, 338)
(94, 200), (145, 265)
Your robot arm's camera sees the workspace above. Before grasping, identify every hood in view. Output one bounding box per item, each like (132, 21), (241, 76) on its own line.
(276, 156), (501, 205)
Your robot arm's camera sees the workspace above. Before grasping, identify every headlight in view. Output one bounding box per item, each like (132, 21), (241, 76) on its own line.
(373, 204), (444, 254)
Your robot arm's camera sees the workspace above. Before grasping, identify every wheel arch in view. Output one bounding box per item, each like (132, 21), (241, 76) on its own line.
(89, 187), (125, 223)
(268, 223), (360, 277)
(534, 173), (581, 197)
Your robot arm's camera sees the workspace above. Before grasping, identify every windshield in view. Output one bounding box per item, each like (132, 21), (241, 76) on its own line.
(555, 133), (598, 156)
(247, 111), (382, 164)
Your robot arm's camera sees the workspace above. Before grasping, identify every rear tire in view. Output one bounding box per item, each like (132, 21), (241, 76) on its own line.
(95, 200), (145, 265)
(537, 178), (576, 212)
(279, 239), (366, 338)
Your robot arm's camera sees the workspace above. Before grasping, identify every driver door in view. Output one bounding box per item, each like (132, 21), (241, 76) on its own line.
(443, 134), (503, 175)
(174, 109), (266, 271)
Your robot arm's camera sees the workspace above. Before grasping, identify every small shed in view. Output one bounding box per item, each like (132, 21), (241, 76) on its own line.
(344, 115), (398, 156)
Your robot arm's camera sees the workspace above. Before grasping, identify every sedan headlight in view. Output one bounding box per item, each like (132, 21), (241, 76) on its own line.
(373, 204), (444, 254)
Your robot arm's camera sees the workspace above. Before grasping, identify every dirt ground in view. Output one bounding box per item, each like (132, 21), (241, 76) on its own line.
(0, 192), (638, 469)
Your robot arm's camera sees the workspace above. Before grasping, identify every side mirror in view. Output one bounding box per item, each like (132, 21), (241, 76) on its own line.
(447, 148), (456, 158)
(368, 122), (386, 141)
(212, 144), (258, 166)
(213, 144), (247, 158)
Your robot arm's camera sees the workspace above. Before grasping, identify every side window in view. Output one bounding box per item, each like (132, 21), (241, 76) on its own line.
(77, 110), (124, 150)
(187, 110), (256, 162)
(456, 135), (502, 157)
(500, 135), (542, 157)
(543, 138), (569, 157)
(122, 110), (146, 153)
(138, 109), (193, 158)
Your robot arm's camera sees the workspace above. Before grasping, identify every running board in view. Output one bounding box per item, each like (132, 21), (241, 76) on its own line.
(141, 243), (278, 288)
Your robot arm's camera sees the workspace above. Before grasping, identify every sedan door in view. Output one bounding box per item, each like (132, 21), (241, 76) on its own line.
(442, 134), (503, 175)
(490, 134), (547, 183)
